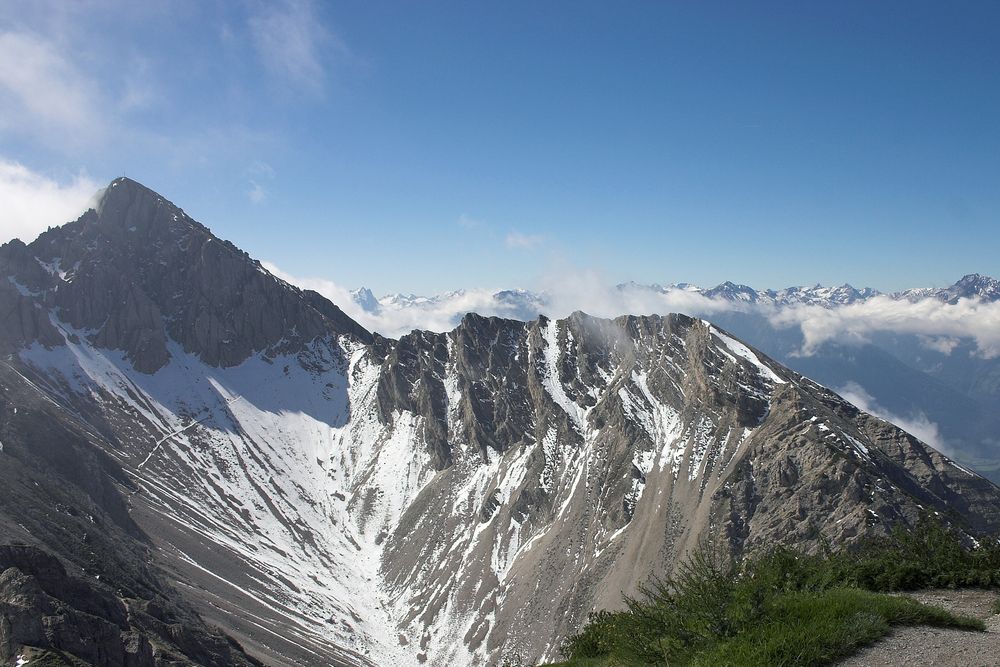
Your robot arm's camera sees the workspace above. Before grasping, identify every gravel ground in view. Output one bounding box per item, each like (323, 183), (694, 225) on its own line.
(838, 589), (1000, 667)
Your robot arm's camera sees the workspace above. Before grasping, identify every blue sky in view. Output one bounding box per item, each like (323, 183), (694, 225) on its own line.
(1, 1), (998, 295)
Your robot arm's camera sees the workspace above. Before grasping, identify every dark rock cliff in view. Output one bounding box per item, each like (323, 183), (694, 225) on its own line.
(0, 177), (369, 372)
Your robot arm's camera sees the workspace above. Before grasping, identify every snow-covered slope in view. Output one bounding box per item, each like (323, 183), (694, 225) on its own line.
(17, 330), (432, 664)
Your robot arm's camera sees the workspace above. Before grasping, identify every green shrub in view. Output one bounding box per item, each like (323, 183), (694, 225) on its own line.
(692, 589), (983, 667)
(825, 518), (1000, 591)
(552, 517), (997, 667)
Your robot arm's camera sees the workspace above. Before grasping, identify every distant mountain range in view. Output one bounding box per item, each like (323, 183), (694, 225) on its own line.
(1, 178), (998, 666)
(351, 273), (1000, 319)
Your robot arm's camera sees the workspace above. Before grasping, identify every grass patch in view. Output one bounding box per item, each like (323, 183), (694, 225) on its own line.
(549, 519), (996, 667)
(692, 589), (982, 667)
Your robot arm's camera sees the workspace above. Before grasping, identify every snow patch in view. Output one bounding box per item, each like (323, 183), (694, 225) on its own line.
(540, 319), (588, 433)
(6, 276), (39, 296)
(631, 371), (684, 474)
(708, 325), (785, 384)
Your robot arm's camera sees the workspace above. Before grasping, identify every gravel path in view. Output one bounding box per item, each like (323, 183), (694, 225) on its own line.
(838, 589), (1000, 667)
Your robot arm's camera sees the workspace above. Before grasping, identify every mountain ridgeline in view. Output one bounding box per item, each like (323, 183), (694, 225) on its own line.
(350, 273), (1000, 484)
(1, 178), (999, 666)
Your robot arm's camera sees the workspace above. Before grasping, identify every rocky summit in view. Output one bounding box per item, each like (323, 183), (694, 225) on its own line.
(2, 179), (999, 666)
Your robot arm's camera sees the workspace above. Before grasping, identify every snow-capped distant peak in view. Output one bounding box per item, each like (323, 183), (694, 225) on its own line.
(350, 287), (381, 314)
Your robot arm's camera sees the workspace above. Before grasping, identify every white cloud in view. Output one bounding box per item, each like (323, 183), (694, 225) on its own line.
(245, 161), (275, 204)
(918, 335), (961, 355)
(374, 289), (535, 336)
(248, 181), (267, 204)
(248, 0), (341, 92)
(0, 159), (100, 243)
(837, 382), (952, 456)
(263, 263), (751, 339)
(457, 214), (485, 229)
(768, 296), (1000, 359)
(0, 31), (105, 147)
(262, 261), (356, 308)
(262, 261), (537, 337)
(505, 231), (545, 250)
(541, 270), (740, 320)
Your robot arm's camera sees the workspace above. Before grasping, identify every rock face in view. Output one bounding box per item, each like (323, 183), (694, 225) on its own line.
(1, 179), (999, 666)
(0, 177), (368, 371)
(0, 544), (153, 667)
(0, 364), (263, 667)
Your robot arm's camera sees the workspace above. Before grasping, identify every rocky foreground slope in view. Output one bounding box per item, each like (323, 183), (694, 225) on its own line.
(2, 178), (999, 666)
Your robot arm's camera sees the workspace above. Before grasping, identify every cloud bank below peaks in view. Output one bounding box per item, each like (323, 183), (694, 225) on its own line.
(767, 296), (1000, 359)
(263, 262), (1000, 361)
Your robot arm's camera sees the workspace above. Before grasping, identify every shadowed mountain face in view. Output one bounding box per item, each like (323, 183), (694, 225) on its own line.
(2, 179), (999, 666)
(0, 362), (266, 667)
(0, 178), (368, 371)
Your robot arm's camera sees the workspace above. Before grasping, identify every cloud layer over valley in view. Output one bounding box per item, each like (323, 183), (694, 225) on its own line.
(265, 263), (1000, 363)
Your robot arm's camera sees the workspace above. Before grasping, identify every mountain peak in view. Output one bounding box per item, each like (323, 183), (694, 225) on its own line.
(351, 286), (381, 313)
(99, 176), (161, 206)
(92, 177), (197, 236)
(956, 273), (993, 286)
(949, 273), (1000, 302)
(2, 178), (369, 372)
(106, 175), (151, 191)
(706, 281), (759, 302)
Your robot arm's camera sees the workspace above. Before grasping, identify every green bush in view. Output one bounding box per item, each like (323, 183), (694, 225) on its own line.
(692, 589), (982, 667)
(552, 518), (997, 667)
(820, 518), (1000, 591)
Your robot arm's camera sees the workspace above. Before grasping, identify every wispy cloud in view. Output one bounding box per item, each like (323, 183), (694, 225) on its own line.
(0, 158), (100, 243)
(265, 262), (547, 337)
(263, 263), (740, 338)
(837, 381), (952, 456)
(118, 55), (158, 112)
(248, 0), (343, 93)
(0, 1), (356, 198)
(0, 30), (105, 148)
(457, 214), (485, 230)
(246, 160), (275, 204)
(248, 181), (267, 204)
(248, 160), (277, 178)
(262, 261), (358, 313)
(505, 231), (545, 250)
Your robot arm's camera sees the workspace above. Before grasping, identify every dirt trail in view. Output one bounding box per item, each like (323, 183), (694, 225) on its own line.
(838, 589), (1000, 667)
